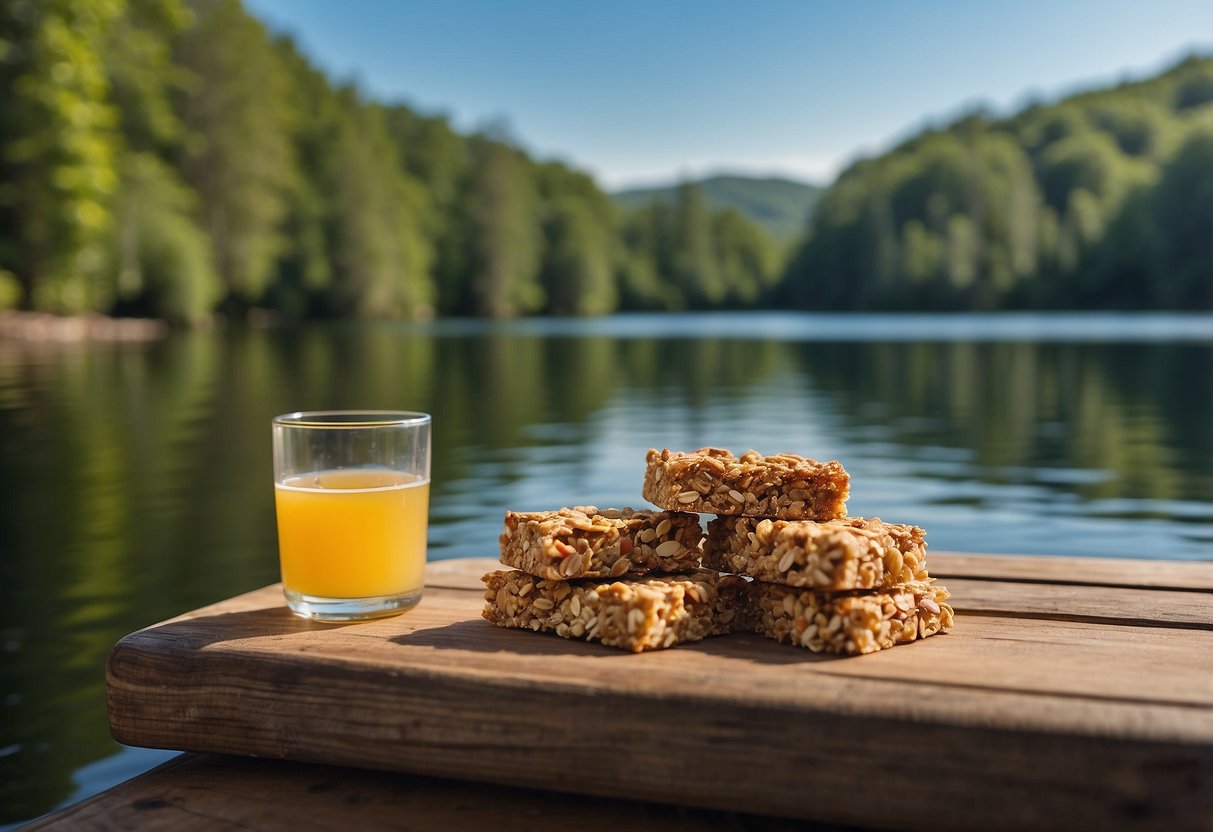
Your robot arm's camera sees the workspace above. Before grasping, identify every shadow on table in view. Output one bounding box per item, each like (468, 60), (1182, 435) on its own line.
(114, 606), (360, 652)
(391, 619), (853, 664)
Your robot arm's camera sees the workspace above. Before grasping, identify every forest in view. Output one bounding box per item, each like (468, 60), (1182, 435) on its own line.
(1, 0), (1210, 323)
(781, 56), (1213, 310)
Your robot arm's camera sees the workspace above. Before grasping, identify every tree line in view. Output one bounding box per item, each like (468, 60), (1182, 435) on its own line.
(779, 56), (1213, 311)
(2, 1), (1209, 323)
(0, 0), (783, 323)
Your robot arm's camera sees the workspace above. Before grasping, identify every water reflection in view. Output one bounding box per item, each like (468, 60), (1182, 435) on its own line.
(0, 314), (1210, 824)
(799, 340), (1211, 498)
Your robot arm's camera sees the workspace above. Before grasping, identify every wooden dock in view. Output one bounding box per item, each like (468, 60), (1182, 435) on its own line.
(41, 554), (1213, 830)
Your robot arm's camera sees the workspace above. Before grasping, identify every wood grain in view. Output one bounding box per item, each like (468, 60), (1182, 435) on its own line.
(107, 556), (1213, 832)
(25, 753), (847, 832)
(928, 551), (1213, 590)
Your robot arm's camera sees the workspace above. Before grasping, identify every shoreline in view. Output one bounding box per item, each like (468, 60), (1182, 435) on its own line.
(0, 311), (170, 342)
(3, 309), (1210, 346)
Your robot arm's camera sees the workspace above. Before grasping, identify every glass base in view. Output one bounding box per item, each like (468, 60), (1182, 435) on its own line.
(284, 588), (422, 621)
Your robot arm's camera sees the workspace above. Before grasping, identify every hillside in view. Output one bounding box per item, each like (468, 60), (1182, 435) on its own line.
(0, 0), (786, 321)
(613, 175), (823, 241)
(779, 55), (1213, 311)
(2, 0), (1206, 320)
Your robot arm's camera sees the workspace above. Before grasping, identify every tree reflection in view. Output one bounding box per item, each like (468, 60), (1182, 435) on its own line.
(0, 320), (1208, 824)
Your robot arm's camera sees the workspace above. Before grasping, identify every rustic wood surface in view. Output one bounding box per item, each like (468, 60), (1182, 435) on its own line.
(24, 753), (853, 832)
(928, 550), (1213, 590)
(106, 553), (1213, 832)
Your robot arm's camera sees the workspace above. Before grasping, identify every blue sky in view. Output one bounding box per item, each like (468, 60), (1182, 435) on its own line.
(245, 0), (1211, 189)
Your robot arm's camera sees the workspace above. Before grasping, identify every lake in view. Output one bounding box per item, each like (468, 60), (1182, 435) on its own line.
(2, 311), (1211, 826)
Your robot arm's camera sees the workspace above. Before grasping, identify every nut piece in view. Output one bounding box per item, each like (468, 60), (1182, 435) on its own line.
(499, 506), (703, 580)
(654, 540), (683, 558)
(642, 448), (850, 520)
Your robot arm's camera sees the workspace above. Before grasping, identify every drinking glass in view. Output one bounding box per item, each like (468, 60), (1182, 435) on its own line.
(272, 411), (431, 620)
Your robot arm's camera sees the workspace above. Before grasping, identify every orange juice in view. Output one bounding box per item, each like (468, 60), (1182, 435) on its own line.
(274, 468), (429, 599)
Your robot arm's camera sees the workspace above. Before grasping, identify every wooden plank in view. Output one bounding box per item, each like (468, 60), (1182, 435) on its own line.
(110, 583), (1213, 723)
(25, 753), (840, 832)
(928, 551), (1213, 591)
(107, 558), (1213, 832)
(943, 578), (1213, 628)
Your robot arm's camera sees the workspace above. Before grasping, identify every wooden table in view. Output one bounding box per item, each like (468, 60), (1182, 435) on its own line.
(24, 751), (862, 831)
(92, 554), (1213, 831)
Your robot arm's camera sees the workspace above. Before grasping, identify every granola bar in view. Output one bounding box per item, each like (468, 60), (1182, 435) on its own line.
(643, 448), (850, 520)
(499, 506), (703, 580)
(704, 516), (928, 590)
(745, 580), (954, 655)
(482, 569), (745, 652)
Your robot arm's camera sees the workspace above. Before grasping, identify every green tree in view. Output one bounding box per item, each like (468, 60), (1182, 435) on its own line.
(617, 202), (676, 309)
(1088, 99), (1174, 158)
(713, 208), (780, 306)
(105, 0), (188, 153)
(945, 214), (979, 292)
(673, 183), (726, 307)
(102, 0), (221, 323)
(381, 107), (469, 215)
(1172, 56), (1213, 111)
(0, 0), (121, 312)
(325, 95), (434, 319)
(111, 153), (221, 323)
(465, 138), (542, 317)
(900, 219), (943, 290)
(539, 196), (616, 315)
(617, 191), (780, 310)
(1037, 131), (1130, 213)
(780, 54), (1213, 311)
(1150, 127), (1213, 307)
(263, 36), (340, 317)
(174, 0), (293, 309)
(535, 162), (619, 315)
(1085, 182), (1160, 307)
(379, 107), (472, 315)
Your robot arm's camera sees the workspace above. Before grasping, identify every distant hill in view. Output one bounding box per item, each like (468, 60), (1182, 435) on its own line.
(612, 175), (824, 241)
(780, 54), (1213, 311)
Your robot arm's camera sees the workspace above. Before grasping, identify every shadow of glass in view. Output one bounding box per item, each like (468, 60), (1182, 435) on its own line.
(115, 606), (360, 652)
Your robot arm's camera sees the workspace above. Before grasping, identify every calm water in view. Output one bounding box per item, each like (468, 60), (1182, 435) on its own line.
(2, 312), (1211, 825)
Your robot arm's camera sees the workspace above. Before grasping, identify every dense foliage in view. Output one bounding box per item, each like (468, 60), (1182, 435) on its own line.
(0, 0), (781, 321)
(1, 0), (1208, 321)
(613, 175), (824, 241)
(780, 56), (1213, 310)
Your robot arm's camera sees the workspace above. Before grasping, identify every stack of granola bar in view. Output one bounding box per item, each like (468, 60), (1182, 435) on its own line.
(644, 448), (954, 655)
(482, 448), (954, 655)
(481, 506), (745, 652)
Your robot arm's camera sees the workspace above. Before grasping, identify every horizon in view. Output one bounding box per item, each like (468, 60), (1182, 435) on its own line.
(246, 0), (1212, 189)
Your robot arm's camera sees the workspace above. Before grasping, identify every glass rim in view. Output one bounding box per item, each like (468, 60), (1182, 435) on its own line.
(272, 410), (431, 429)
